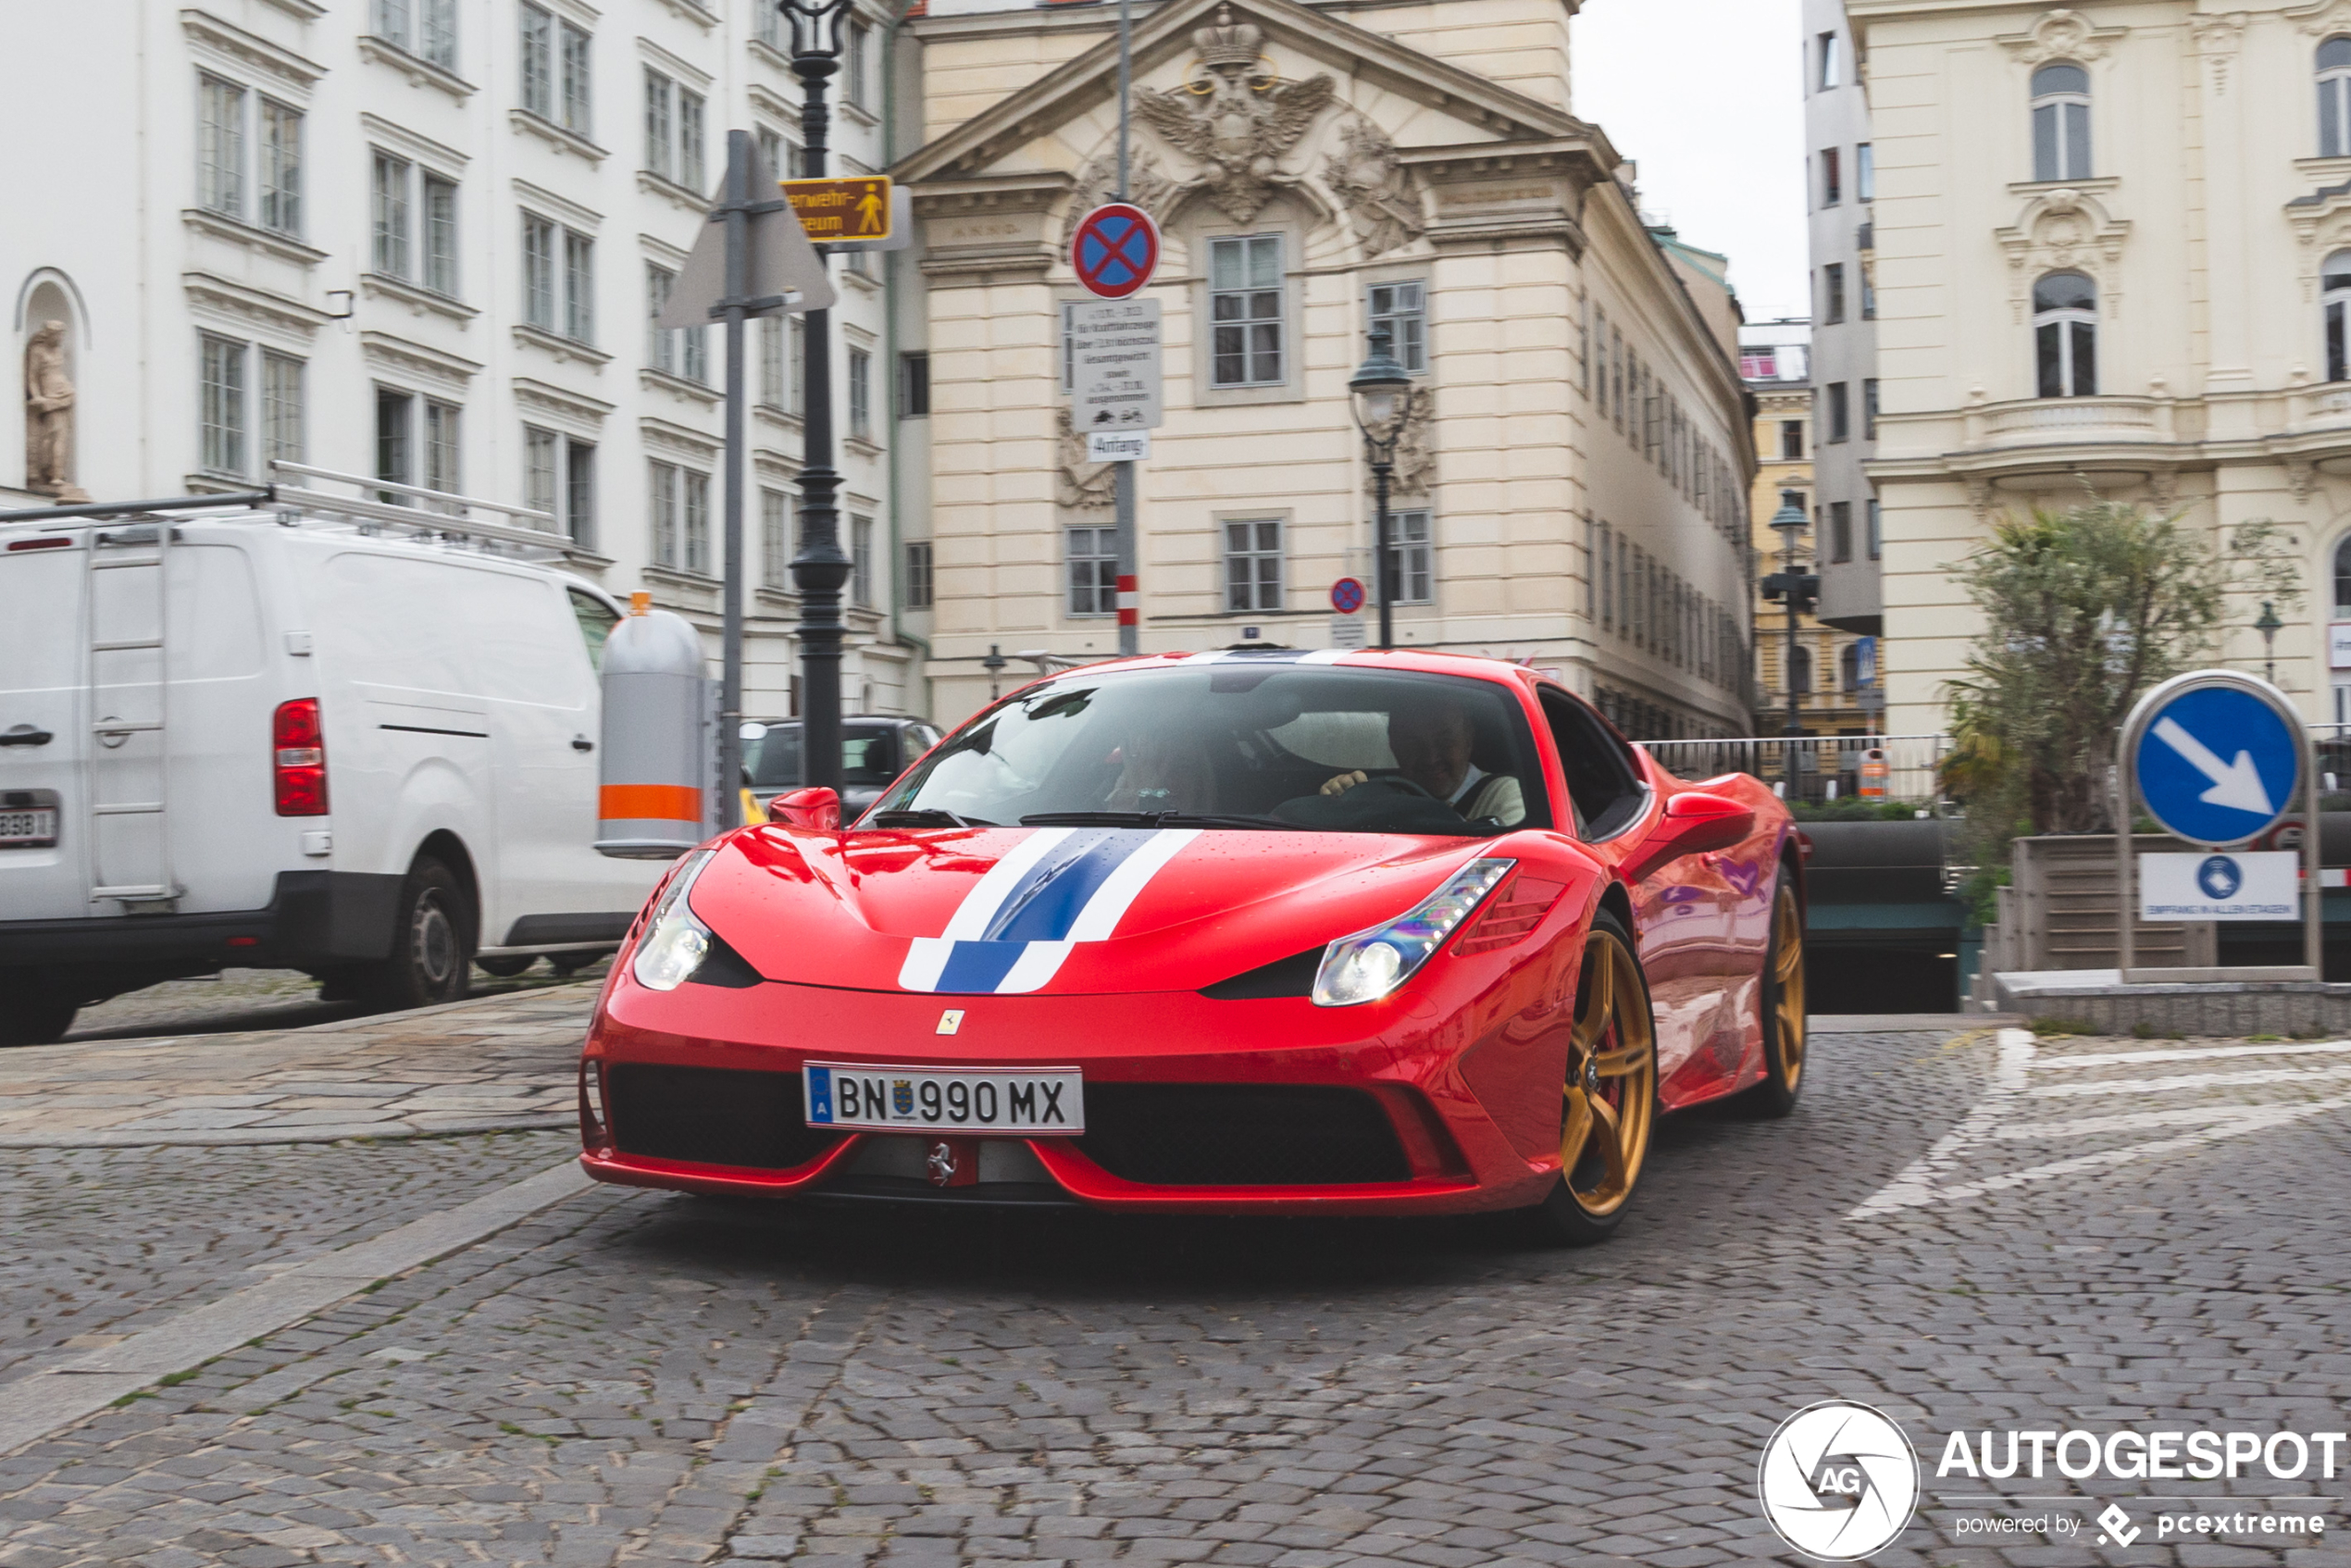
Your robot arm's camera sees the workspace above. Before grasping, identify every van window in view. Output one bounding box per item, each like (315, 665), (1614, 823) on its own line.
(568, 588), (619, 670)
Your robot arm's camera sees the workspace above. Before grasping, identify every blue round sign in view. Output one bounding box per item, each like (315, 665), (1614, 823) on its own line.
(2130, 682), (2302, 847)
(1330, 576), (1366, 615)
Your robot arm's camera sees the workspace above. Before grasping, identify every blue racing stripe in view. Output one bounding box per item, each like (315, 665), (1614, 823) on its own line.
(933, 940), (1032, 993)
(984, 828), (1158, 944)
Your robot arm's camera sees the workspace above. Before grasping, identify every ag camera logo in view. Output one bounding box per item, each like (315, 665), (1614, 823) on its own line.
(1759, 1400), (1921, 1561)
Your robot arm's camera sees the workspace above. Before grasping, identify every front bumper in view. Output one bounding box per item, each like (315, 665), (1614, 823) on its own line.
(579, 973), (1565, 1216)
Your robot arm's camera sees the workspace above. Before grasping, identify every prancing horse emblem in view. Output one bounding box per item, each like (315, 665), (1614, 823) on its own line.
(927, 1140), (958, 1186)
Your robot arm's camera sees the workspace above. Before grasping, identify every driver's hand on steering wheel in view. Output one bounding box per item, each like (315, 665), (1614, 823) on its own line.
(1320, 770), (1369, 796)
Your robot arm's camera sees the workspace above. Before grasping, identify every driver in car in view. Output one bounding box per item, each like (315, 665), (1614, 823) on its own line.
(1320, 699), (1525, 825)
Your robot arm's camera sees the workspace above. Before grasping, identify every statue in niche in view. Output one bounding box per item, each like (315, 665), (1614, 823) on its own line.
(24, 319), (89, 503)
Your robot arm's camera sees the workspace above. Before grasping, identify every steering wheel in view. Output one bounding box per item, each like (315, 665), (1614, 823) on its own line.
(1357, 774), (1442, 803)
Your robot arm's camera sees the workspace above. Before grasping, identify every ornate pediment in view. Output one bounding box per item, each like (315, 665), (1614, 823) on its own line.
(1994, 187), (2132, 321)
(1995, 8), (2126, 66)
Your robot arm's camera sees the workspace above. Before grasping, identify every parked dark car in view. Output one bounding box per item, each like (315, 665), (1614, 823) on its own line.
(741, 716), (945, 818)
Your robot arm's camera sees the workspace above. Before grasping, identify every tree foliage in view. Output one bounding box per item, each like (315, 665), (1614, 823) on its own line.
(1939, 501), (2297, 839)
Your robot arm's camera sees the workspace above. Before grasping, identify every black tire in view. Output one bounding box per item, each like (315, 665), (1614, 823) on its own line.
(1740, 871), (1808, 1118)
(475, 955), (535, 978)
(1515, 907), (1660, 1247)
(0, 984), (79, 1047)
(358, 855), (474, 1011)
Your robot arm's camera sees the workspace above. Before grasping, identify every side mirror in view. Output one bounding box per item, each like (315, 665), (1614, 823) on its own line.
(1621, 790), (1755, 883)
(769, 786), (841, 832)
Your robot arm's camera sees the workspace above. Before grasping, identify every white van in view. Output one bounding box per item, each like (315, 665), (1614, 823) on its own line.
(0, 472), (665, 1045)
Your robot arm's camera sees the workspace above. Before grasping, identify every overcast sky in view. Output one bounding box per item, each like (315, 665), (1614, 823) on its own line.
(1572, 0), (1808, 324)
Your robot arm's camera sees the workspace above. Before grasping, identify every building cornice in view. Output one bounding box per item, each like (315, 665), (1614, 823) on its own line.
(180, 8), (328, 91)
(182, 271), (329, 337)
(513, 377), (616, 428)
(359, 330), (482, 392)
(355, 35), (476, 100)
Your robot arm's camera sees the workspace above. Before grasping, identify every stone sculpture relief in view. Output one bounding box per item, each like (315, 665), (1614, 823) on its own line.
(23, 319), (88, 503)
(1365, 385), (1436, 500)
(1133, 6), (1336, 225)
(1056, 408), (1115, 510)
(1324, 116), (1425, 260)
(1062, 149), (1181, 249)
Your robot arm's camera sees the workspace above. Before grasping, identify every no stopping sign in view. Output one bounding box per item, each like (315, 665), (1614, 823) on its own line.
(1071, 204), (1160, 299)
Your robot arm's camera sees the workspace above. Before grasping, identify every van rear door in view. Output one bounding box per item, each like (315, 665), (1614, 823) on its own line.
(0, 533), (89, 918)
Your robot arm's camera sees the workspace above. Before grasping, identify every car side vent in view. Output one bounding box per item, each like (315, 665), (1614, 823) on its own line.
(688, 931), (763, 989)
(1200, 946), (1323, 1000)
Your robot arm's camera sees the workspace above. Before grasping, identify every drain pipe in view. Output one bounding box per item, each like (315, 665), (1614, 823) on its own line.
(882, 0), (932, 720)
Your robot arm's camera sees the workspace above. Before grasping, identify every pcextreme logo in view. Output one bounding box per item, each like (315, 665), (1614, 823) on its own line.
(1757, 1400), (1922, 1562)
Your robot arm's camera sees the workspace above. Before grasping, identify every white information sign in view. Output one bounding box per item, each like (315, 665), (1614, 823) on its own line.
(2139, 851), (2298, 922)
(1069, 298), (1163, 431)
(1329, 614), (1368, 650)
(1086, 429), (1151, 462)
(2331, 621), (2351, 670)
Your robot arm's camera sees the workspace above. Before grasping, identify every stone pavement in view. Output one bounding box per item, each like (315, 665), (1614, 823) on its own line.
(0, 1019), (2348, 1566)
(0, 985), (594, 1148)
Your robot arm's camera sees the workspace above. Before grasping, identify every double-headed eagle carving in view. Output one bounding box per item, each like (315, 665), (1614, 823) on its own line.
(1134, 6), (1336, 224)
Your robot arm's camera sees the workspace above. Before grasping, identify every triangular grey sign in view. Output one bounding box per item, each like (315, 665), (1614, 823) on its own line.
(656, 137), (836, 327)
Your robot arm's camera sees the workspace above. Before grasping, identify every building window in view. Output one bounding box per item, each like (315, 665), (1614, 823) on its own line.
(198, 76), (247, 218)
(523, 214), (556, 329)
(422, 175), (458, 295)
(905, 541), (934, 609)
(525, 427), (558, 527)
(1067, 525), (1116, 616)
(1856, 142), (1874, 203)
(1821, 147), (1841, 207)
(851, 515), (874, 607)
(649, 461), (712, 575)
(1824, 382), (1850, 442)
(646, 264), (706, 382)
(848, 347), (873, 438)
(1779, 418), (1804, 459)
(1819, 31), (1840, 91)
(259, 101), (303, 237)
(2334, 534), (2351, 614)
(375, 387), (413, 493)
(1368, 280), (1427, 373)
(1830, 501), (1853, 564)
(521, 4), (591, 132)
(760, 318), (787, 408)
(1863, 378), (1880, 440)
(424, 400), (460, 495)
(899, 351), (930, 418)
(199, 334), (247, 477)
(651, 459), (678, 566)
(1224, 517), (1282, 613)
(528, 429), (596, 545)
(643, 69), (705, 192)
(2034, 270), (2097, 397)
(683, 468), (709, 575)
(373, 0), (456, 68)
(261, 352), (305, 467)
(1822, 264), (1846, 325)
(1740, 345), (1776, 379)
(1209, 235), (1285, 388)
(2032, 62), (2092, 182)
(1860, 265), (1877, 322)
(847, 20), (871, 110)
(1394, 510), (1433, 604)
(761, 488), (792, 590)
(565, 230), (595, 342)
(2324, 39), (2351, 158)
(2322, 247), (2351, 387)
(1867, 497), (1882, 561)
(372, 152), (413, 277)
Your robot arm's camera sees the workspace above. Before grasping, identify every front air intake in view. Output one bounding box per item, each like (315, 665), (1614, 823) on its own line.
(1075, 1084), (1409, 1186)
(606, 1064), (840, 1171)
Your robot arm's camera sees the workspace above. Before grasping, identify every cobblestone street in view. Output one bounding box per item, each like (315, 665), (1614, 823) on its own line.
(2, 1007), (2348, 1567)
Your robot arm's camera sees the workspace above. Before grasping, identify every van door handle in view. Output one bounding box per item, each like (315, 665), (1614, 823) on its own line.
(572, 736), (594, 753)
(0, 725), (53, 747)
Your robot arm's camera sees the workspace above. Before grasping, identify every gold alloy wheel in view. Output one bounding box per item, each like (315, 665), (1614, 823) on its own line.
(1561, 925), (1658, 1216)
(1770, 881), (1806, 1092)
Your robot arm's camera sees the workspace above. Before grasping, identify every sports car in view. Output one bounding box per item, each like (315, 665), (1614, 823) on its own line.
(577, 648), (1806, 1243)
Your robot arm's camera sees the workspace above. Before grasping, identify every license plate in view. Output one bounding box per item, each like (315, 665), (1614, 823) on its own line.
(0, 809), (56, 848)
(802, 1062), (1084, 1134)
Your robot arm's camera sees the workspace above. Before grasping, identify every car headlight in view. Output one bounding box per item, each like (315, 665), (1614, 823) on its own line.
(1312, 858), (1515, 1007)
(632, 849), (716, 992)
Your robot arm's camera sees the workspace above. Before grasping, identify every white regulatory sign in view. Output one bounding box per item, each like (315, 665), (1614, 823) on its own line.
(1069, 298), (1163, 432)
(2332, 621), (2351, 670)
(1329, 614), (1367, 650)
(2139, 851), (2298, 921)
(1086, 429), (1151, 463)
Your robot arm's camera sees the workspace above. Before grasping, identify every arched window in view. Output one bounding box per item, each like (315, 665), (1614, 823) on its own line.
(2333, 534), (2351, 616)
(1789, 644), (1814, 697)
(2032, 63), (2092, 182)
(1839, 642), (1863, 692)
(2322, 38), (2351, 157)
(2328, 252), (2351, 382)
(2034, 271), (2097, 398)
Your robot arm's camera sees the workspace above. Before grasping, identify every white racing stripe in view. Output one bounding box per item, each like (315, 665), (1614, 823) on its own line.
(1064, 828), (1199, 940)
(941, 828), (1074, 940)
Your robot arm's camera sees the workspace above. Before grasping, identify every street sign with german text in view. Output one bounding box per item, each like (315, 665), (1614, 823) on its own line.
(781, 175), (893, 242)
(1068, 298), (1163, 430)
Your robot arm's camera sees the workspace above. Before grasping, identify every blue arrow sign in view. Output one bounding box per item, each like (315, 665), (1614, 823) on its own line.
(2132, 684), (2301, 846)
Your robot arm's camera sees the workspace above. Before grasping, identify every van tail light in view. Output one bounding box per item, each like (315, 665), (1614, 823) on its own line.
(273, 698), (329, 816)
(1453, 874), (1568, 956)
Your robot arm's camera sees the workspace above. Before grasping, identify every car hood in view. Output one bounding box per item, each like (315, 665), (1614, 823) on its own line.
(689, 823), (1555, 996)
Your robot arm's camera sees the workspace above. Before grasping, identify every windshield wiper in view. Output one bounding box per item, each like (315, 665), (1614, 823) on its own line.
(869, 808), (992, 828)
(1019, 810), (1287, 830)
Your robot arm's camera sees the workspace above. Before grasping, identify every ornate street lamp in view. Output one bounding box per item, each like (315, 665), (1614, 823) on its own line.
(2257, 600), (2283, 687)
(1349, 325), (1412, 650)
(777, 0), (858, 793)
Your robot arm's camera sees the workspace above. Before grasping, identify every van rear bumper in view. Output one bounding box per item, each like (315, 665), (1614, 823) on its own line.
(0, 870), (403, 976)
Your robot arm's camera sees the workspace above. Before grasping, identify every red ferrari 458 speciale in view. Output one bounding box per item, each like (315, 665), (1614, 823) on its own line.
(578, 648), (1805, 1243)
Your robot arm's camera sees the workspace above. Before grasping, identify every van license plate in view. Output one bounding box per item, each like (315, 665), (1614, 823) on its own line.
(0, 810), (56, 849)
(802, 1062), (1083, 1134)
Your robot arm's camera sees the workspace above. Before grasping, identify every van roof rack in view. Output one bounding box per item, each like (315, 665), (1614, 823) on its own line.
(0, 490), (276, 524)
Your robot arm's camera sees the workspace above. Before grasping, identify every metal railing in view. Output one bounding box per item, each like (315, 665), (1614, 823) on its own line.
(1636, 733), (1951, 807)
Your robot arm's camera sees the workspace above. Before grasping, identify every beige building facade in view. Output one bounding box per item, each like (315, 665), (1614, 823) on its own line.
(1851, 0), (2351, 733)
(891, 0), (1756, 734)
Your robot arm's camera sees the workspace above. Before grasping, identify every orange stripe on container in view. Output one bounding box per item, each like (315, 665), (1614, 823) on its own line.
(599, 784), (703, 822)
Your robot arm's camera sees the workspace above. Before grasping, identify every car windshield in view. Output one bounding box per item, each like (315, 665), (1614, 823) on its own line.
(866, 665), (1551, 837)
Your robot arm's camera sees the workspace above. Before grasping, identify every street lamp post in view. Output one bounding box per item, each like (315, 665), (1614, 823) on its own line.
(2258, 600), (2283, 687)
(777, 0), (856, 794)
(1766, 501), (1810, 792)
(1349, 327), (1412, 650)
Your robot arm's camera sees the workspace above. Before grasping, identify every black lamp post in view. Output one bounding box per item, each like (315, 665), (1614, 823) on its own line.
(777, 0), (856, 793)
(2258, 600), (2283, 687)
(1349, 325), (1412, 650)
